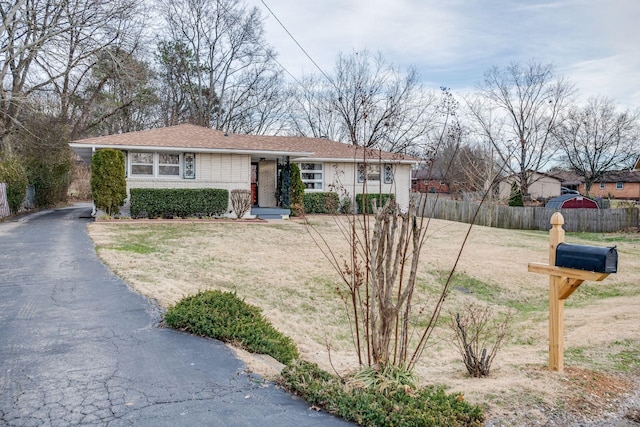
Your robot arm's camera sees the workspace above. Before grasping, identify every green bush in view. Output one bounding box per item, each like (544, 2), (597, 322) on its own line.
(9, 111), (73, 208)
(24, 153), (73, 208)
(289, 163), (305, 216)
(0, 157), (28, 214)
(355, 193), (395, 214)
(129, 188), (228, 218)
(164, 290), (299, 365)
(90, 149), (127, 215)
(280, 360), (484, 426)
(508, 181), (524, 207)
(303, 192), (340, 214)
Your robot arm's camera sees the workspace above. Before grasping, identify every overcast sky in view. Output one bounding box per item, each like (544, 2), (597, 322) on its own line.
(245, 0), (640, 109)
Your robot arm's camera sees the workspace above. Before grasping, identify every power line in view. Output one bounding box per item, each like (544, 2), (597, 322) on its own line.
(215, 0), (304, 88)
(259, 0), (334, 87)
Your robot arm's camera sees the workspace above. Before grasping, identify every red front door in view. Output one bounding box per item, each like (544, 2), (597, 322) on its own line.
(251, 163), (258, 205)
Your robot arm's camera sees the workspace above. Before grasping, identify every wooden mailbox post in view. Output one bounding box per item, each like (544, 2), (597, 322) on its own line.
(528, 213), (613, 372)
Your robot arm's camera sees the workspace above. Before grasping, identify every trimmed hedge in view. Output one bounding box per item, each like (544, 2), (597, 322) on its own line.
(355, 193), (395, 214)
(129, 188), (228, 218)
(165, 290), (299, 365)
(303, 192), (340, 214)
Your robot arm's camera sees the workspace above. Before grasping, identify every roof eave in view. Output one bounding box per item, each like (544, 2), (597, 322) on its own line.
(68, 143), (313, 159)
(292, 156), (418, 164)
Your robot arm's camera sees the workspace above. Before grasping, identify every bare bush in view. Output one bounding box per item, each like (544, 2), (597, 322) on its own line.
(230, 189), (252, 218)
(451, 301), (511, 377)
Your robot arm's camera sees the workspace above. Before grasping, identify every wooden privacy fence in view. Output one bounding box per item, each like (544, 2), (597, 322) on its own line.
(413, 194), (639, 233)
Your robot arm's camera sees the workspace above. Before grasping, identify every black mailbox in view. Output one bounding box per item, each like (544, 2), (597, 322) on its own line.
(555, 243), (617, 273)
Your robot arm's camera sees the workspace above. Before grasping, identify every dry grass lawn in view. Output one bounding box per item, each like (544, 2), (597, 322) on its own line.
(88, 216), (640, 425)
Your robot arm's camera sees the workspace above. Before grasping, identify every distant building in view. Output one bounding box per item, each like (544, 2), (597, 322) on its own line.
(411, 168), (451, 194)
(586, 170), (640, 201)
(497, 171), (561, 201)
(546, 194), (599, 209)
(554, 169), (640, 201)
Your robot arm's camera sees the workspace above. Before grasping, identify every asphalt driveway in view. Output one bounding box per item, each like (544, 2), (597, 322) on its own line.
(0, 204), (350, 426)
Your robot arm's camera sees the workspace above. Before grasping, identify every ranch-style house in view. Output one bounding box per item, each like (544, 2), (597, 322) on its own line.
(69, 124), (418, 217)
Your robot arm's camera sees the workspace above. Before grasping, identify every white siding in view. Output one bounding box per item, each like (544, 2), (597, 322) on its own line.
(498, 173), (561, 200)
(126, 153), (251, 212)
(322, 162), (412, 210)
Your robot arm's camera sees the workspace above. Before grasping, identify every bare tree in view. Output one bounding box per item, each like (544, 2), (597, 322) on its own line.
(75, 48), (159, 136)
(554, 97), (640, 195)
(156, 0), (284, 134)
(287, 73), (346, 142)
(0, 0), (67, 152)
(288, 50), (438, 154)
(0, 0), (146, 146)
(467, 61), (575, 197)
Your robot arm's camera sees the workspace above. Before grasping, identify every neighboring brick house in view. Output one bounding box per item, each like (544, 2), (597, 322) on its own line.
(585, 170), (640, 201)
(411, 168), (451, 193)
(555, 169), (640, 201)
(69, 124), (418, 215)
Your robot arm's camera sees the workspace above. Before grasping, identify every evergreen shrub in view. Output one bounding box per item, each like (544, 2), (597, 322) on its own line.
(0, 157), (28, 214)
(280, 360), (484, 426)
(90, 149), (127, 215)
(165, 290), (299, 365)
(129, 188), (228, 218)
(289, 163), (305, 216)
(303, 192), (340, 214)
(508, 181), (524, 207)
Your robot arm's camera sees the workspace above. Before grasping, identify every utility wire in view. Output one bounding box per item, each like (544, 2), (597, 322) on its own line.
(259, 0), (335, 87)
(215, 0), (304, 88)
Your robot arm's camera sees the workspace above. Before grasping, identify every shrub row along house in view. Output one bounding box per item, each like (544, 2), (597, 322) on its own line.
(69, 124), (417, 218)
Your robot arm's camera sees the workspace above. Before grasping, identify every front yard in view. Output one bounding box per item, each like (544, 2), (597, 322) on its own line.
(88, 216), (640, 425)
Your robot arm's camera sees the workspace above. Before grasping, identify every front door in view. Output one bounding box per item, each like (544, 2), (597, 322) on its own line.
(251, 163), (258, 205)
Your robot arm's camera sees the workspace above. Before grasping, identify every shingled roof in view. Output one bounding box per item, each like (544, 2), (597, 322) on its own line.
(69, 124), (417, 164)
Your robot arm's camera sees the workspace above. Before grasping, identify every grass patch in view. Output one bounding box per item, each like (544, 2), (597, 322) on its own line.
(565, 282), (640, 307)
(568, 232), (640, 244)
(107, 242), (157, 254)
(565, 340), (640, 373)
(442, 272), (543, 313)
(280, 360), (484, 427)
(164, 290), (299, 365)
(609, 340), (640, 373)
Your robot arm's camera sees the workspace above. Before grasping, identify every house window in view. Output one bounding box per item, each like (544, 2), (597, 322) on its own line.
(131, 152), (153, 176)
(599, 182), (606, 190)
(616, 182), (624, 190)
(159, 153), (180, 176)
(299, 163), (323, 190)
(384, 164), (394, 184)
(130, 152), (182, 178)
(357, 164), (380, 183)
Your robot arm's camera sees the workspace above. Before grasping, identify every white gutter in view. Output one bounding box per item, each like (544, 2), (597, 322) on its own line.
(291, 156), (418, 165)
(68, 143), (314, 158)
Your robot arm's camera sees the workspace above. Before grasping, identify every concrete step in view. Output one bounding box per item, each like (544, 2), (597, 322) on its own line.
(251, 207), (290, 220)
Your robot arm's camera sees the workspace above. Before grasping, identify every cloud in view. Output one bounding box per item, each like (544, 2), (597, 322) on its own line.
(566, 54), (640, 107)
(250, 0), (640, 108)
